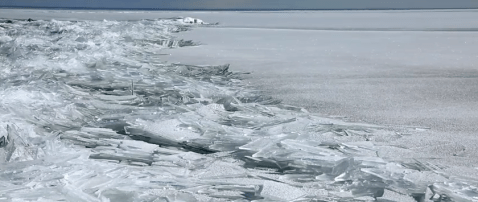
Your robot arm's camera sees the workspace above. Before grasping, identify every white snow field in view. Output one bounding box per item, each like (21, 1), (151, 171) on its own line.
(0, 8), (478, 201)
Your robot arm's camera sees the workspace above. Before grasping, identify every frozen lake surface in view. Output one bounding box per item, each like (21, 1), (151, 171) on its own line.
(163, 10), (478, 133)
(1, 8), (478, 201)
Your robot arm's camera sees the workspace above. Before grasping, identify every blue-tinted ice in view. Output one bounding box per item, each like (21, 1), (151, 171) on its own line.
(0, 17), (476, 201)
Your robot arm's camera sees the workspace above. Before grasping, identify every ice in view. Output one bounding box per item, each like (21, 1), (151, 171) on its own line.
(182, 17), (204, 25)
(260, 181), (306, 201)
(0, 12), (474, 202)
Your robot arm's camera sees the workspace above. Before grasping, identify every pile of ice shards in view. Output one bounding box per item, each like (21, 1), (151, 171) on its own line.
(0, 17), (477, 201)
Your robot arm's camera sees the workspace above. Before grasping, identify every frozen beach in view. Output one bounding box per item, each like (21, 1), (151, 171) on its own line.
(1, 8), (478, 201)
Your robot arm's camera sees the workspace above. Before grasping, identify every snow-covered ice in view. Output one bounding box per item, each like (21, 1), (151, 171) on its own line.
(0, 9), (478, 201)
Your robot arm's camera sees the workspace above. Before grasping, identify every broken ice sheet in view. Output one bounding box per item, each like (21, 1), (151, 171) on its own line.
(260, 180), (307, 201)
(0, 17), (473, 201)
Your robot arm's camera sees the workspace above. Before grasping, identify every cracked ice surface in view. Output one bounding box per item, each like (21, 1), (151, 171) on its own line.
(0, 17), (477, 201)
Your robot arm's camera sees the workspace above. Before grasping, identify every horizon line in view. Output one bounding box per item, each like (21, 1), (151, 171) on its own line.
(1, 6), (478, 11)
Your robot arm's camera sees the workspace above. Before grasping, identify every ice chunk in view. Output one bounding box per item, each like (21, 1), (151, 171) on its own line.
(182, 17), (204, 25)
(75, 36), (87, 43)
(0, 35), (12, 44)
(192, 159), (248, 179)
(260, 181), (306, 201)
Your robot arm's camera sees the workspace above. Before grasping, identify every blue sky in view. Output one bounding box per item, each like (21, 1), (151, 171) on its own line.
(2, 0), (478, 9)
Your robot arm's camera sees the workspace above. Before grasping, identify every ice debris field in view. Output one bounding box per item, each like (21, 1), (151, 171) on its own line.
(0, 17), (477, 202)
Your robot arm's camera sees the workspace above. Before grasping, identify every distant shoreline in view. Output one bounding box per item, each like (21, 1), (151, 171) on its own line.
(0, 6), (477, 11)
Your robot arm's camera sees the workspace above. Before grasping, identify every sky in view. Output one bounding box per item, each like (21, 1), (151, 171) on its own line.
(1, 0), (478, 10)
